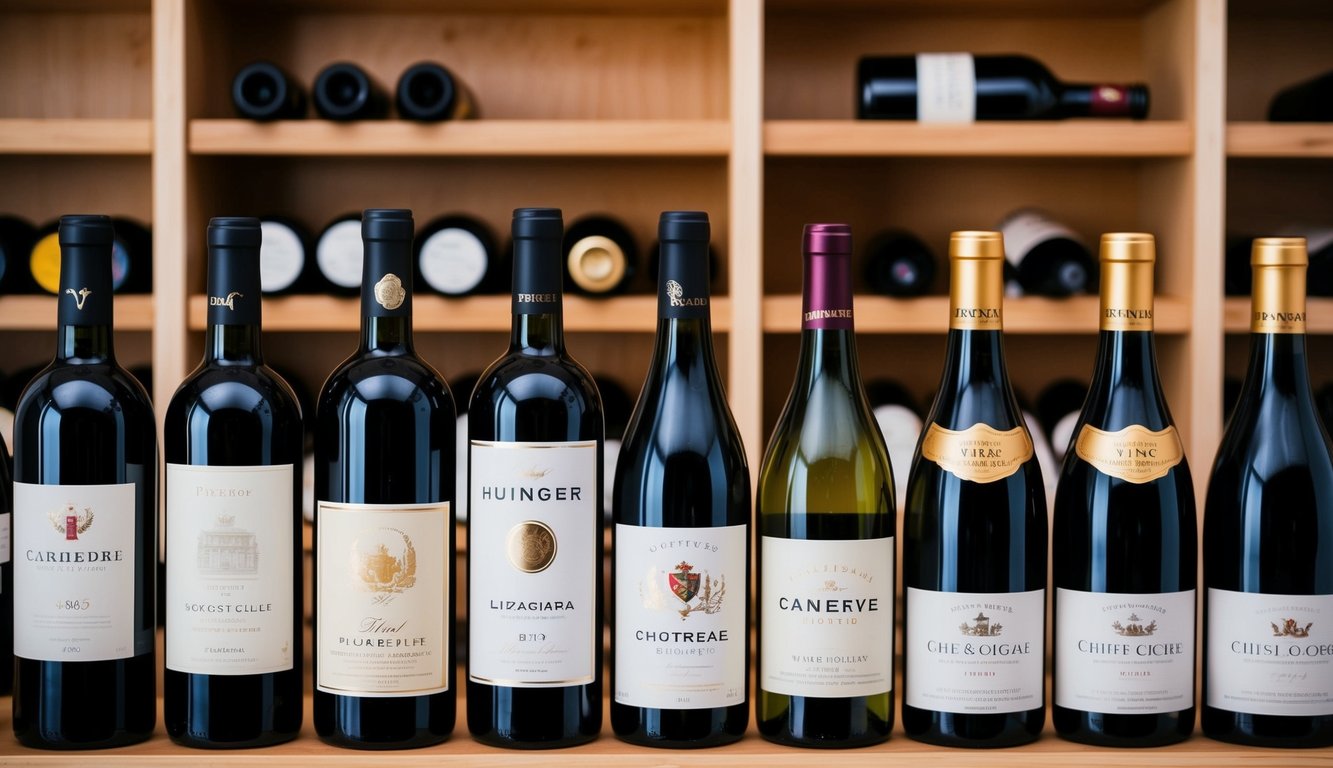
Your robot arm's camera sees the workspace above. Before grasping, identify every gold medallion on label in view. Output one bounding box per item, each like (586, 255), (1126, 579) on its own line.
(920, 422), (1034, 483)
(1074, 424), (1183, 484)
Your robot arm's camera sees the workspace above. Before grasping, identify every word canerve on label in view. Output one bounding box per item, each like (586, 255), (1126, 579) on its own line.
(614, 524), (746, 710)
(921, 422), (1034, 483)
(760, 536), (894, 699)
(469, 440), (598, 688)
(1207, 589), (1333, 717)
(1074, 424), (1184, 484)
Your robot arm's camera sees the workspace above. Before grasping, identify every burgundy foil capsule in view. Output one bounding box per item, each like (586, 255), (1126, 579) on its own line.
(802, 223), (855, 331)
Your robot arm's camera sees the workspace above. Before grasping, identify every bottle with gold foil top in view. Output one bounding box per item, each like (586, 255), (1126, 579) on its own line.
(902, 231), (1047, 747)
(1203, 238), (1333, 748)
(1052, 233), (1196, 747)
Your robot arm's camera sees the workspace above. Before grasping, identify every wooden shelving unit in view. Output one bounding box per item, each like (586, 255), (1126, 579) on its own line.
(3, 0), (1332, 764)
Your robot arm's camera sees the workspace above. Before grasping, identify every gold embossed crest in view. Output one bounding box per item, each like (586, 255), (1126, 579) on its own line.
(1074, 424), (1183, 484)
(373, 273), (406, 310)
(507, 520), (557, 573)
(350, 527), (417, 593)
(920, 422), (1034, 483)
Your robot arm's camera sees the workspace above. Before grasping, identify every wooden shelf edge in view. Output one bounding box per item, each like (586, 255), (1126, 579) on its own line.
(1224, 296), (1333, 333)
(0, 294), (154, 330)
(1227, 122), (1333, 158)
(763, 120), (1193, 158)
(0, 118), (152, 155)
(188, 295), (732, 333)
(188, 120), (732, 157)
(762, 295), (1192, 334)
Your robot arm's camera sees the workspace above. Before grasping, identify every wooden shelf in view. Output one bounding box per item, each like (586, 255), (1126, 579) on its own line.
(0, 695), (1321, 767)
(0, 118), (152, 155)
(763, 295), (1191, 334)
(189, 120), (731, 157)
(763, 121), (1193, 158)
(1227, 123), (1333, 158)
(0, 295), (154, 331)
(188, 295), (731, 333)
(1224, 297), (1333, 334)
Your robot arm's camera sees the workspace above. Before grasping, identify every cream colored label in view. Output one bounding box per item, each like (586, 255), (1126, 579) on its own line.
(921, 422), (1034, 483)
(166, 464), (295, 676)
(14, 482), (137, 662)
(1074, 424), (1184, 485)
(760, 536), (894, 698)
(316, 500), (450, 697)
(1207, 589), (1333, 717)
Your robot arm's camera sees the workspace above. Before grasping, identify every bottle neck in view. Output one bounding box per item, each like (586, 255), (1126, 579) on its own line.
(205, 242), (264, 364)
(1244, 262), (1313, 406)
(796, 249), (861, 389)
(939, 255), (1015, 417)
(1058, 83), (1142, 118)
(1089, 258), (1165, 416)
(654, 238), (714, 365)
(205, 324), (263, 364)
(57, 325), (114, 363)
(510, 234), (565, 355)
(55, 241), (115, 363)
(359, 238), (415, 354)
(795, 327), (863, 393)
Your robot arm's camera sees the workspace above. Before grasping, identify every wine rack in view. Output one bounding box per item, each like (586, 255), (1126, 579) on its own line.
(0, 0), (1330, 765)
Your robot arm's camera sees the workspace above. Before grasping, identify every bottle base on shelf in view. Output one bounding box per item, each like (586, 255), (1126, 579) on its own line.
(610, 702), (748, 749)
(1052, 706), (1194, 747)
(1201, 707), (1333, 749)
(466, 731), (600, 750)
(901, 705), (1045, 748)
(756, 695), (893, 749)
(166, 729), (302, 750)
(313, 731), (453, 751)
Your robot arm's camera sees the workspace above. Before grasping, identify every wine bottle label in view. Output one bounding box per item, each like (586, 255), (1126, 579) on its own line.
(315, 219), (364, 289)
(13, 481), (139, 662)
(999, 210), (1083, 269)
(165, 464), (295, 676)
(613, 523), (747, 710)
(920, 422), (1034, 483)
(915, 53), (975, 123)
(1055, 588), (1196, 714)
(259, 221), (305, 293)
(420, 227), (488, 295)
(1074, 424), (1184, 484)
(759, 535), (894, 698)
(905, 587), (1045, 714)
(1206, 588), (1333, 717)
(468, 440), (598, 687)
(315, 500), (450, 697)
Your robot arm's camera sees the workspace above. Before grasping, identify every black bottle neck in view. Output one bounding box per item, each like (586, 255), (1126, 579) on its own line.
(359, 238), (415, 354)
(653, 239), (717, 379)
(932, 328), (1022, 427)
(1084, 329), (1170, 429)
(205, 240), (264, 364)
(55, 242), (115, 363)
(510, 235), (565, 355)
(1241, 332), (1316, 412)
(1056, 83), (1146, 118)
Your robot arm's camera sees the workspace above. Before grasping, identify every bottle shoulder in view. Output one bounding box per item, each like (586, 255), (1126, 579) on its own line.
(319, 349), (453, 411)
(473, 350), (602, 410)
(15, 358), (154, 423)
(166, 362), (304, 436)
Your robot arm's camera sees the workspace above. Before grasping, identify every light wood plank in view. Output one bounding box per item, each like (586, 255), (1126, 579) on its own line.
(762, 295), (1192, 335)
(1228, 123), (1333, 158)
(0, 118), (152, 155)
(188, 295), (732, 333)
(0, 295), (153, 331)
(764, 121), (1193, 157)
(189, 119), (731, 157)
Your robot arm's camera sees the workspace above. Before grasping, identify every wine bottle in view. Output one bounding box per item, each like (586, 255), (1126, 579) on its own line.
(259, 217), (315, 296)
(1037, 378), (1090, 459)
(313, 209), (456, 748)
(414, 214), (502, 297)
(0, 215), (36, 295)
(858, 54), (1149, 121)
(312, 62), (388, 121)
(396, 61), (477, 122)
(998, 209), (1096, 298)
(1203, 237), (1333, 747)
(902, 230), (1046, 747)
(467, 208), (603, 748)
(611, 211), (750, 747)
(563, 215), (638, 297)
(1268, 71), (1333, 122)
(315, 214), (365, 296)
(866, 378), (924, 510)
(232, 61), (306, 121)
(756, 223), (896, 748)
(11, 215), (157, 749)
(164, 218), (304, 747)
(863, 229), (936, 297)
(1052, 233), (1197, 746)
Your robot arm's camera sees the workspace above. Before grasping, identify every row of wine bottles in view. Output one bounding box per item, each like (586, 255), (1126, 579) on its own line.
(233, 60), (475, 122)
(5, 212), (1330, 753)
(0, 215), (151, 296)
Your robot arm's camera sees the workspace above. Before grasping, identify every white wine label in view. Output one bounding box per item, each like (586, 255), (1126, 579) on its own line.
(316, 500), (450, 697)
(916, 53), (975, 123)
(165, 464), (295, 676)
(315, 219), (363, 289)
(614, 523), (747, 710)
(906, 587), (1045, 714)
(469, 440), (598, 687)
(1074, 424), (1184, 484)
(420, 228), (488, 295)
(1055, 588), (1195, 714)
(1207, 588), (1333, 717)
(14, 482), (137, 662)
(920, 422), (1034, 483)
(259, 221), (305, 293)
(760, 535), (894, 698)
(999, 209), (1084, 268)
